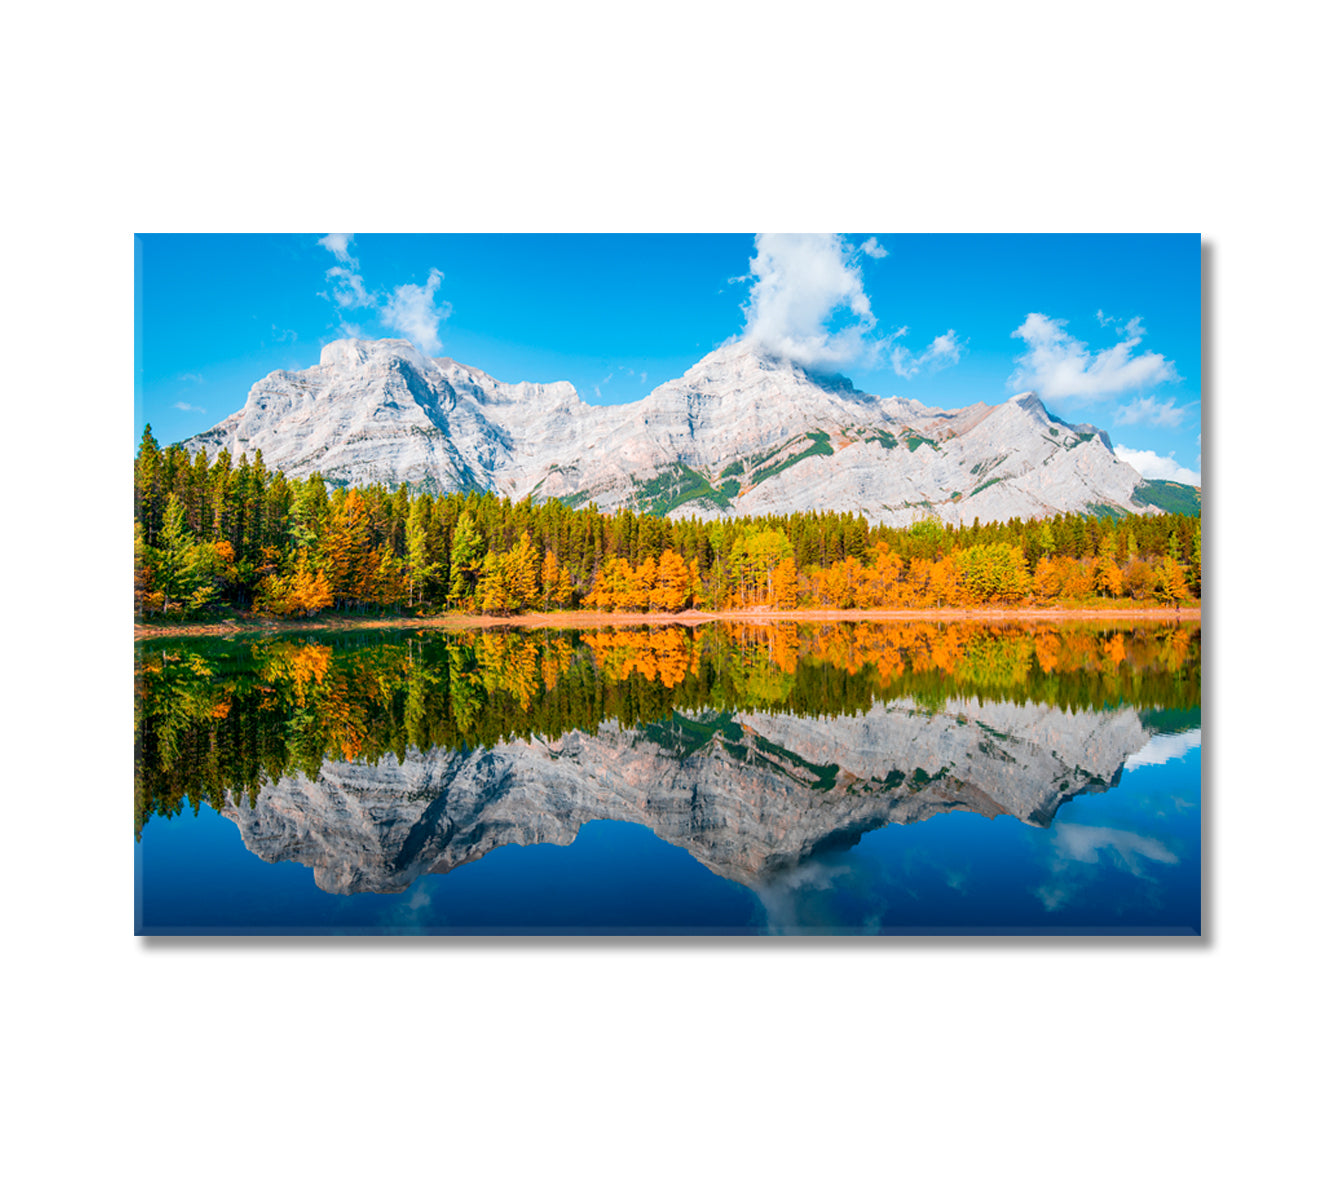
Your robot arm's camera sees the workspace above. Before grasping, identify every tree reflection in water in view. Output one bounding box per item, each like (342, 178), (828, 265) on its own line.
(136, 621), (1200, 859)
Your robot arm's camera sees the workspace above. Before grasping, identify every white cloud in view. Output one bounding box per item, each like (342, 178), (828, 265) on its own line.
(1009, 312), (1178, 402)
(177, 371), (204, 385)
(319, 233), (377, 311)
(326, 264), (375, 309)
(737, 234), (959, 376)
(270, 325), (298, 344)
(318, 233), (355, 263)
(173, 401), (204, 413)
(1113, 444), (1202, 485)
(1114, 395), (1189, 428)
(890, 328), (965, 378)
(380, 268), (450, 356)
(740, 233), (880, 367)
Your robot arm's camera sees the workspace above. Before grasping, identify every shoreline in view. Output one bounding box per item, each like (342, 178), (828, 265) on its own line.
(134, 605), (1202, 641)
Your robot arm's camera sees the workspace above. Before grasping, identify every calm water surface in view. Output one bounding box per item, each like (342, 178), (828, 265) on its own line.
(135, 620), (1201, 935)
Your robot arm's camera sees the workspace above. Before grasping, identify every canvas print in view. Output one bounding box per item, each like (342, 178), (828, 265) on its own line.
(133, 233), (1201, 935)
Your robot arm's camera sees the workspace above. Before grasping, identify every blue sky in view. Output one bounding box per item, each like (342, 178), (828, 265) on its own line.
(135, 232), (1201, 484)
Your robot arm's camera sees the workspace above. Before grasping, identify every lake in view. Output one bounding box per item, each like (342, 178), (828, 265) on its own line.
(134, 619), (1201, 935)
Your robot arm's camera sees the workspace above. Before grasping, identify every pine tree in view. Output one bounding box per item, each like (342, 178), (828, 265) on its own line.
(134, 520), (156, 614)
(134, 425), (164, 542)
(541, 550), (561, 611)
(449, 510), (483, 609)
(406, 496), (440, 606)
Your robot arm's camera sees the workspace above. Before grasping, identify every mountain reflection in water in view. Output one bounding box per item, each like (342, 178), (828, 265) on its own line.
(135, 620), (1200, 931)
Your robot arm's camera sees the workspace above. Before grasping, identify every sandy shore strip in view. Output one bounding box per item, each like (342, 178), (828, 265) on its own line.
(135, 606), (1201, 641)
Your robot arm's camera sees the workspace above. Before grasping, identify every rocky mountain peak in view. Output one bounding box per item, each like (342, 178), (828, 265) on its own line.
(686, 340), (864, 394)
(318, 336), (426, 372)
(1005, 390), (1048, 416)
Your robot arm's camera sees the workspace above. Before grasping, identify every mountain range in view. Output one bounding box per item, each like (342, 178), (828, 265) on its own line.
(186, 337), (1186, 524)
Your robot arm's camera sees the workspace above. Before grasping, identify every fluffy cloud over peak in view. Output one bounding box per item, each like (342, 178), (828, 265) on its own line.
(739, 234), (960, 378)
(316, 235), (453, 356)
(380, 269), (450, 356)
(740, 233), (880, 368)
(1009, 312), (1177, 402)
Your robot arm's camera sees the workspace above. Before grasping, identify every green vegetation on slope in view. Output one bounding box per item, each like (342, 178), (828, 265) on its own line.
(750, 430), (834, 487)
(630, 464), (734, 516)
(1133, 479), (1202, 516)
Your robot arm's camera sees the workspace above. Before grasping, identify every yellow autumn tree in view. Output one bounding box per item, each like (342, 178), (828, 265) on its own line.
(769, 558), (800, 610)
(475, 549), (508, 614)
(928, 556), (962, 607)
(287, 552), (334, 616)
(253, 550), (333, 617)
(650, 548), (693, 612)
(541, 550), (574, 611)
(582, 556), (638, 611)
(1059, 558), (1095, 601)
(1155, 557), (1190, 608)
(728, 527), (795, 606)
(1096, 534), (1125, 598)
(504, 532), (540, 612)
(856, 543), (903, 608)
(1032, 556), (1065, 602)
(952, 543), (1031, 606)
(810, 557), (862, 609)
(322, 490), (374, 606)
(632, 557), (657, 611)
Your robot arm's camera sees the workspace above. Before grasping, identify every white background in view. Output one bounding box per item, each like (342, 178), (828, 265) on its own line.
(5, 3), (1329, 1197)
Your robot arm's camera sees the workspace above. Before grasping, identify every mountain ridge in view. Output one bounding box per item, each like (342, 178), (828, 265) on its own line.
(185, 337), (1161, 525)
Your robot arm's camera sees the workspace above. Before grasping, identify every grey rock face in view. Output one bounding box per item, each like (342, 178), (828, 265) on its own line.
(186, 338), (1155, 526)
(219, 699), (1152, 894)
